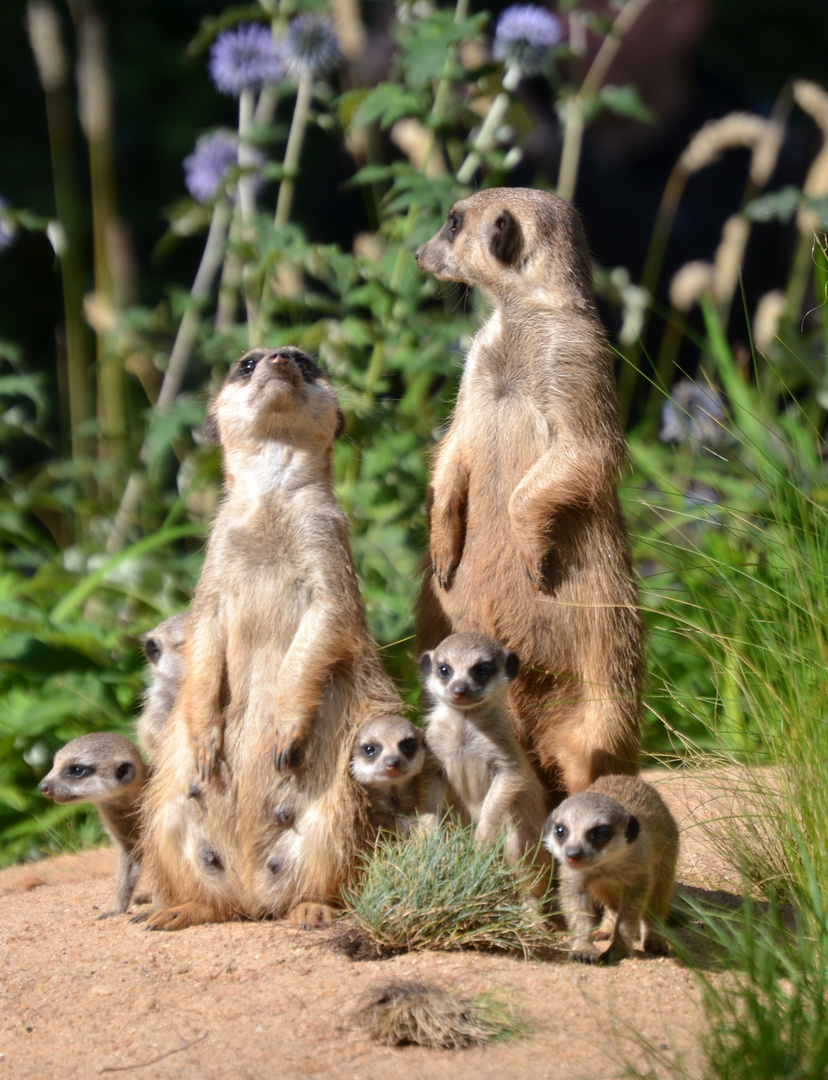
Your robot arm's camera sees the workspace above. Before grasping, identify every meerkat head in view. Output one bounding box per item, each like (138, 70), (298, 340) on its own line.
(544, 790), (640, 873)
(142, 611), (188, 671)
(39, 733), (145, 806)
(415, 188), (594, 306)
(204, 346), (345, 454)
(420, 631), (519, 711)
(350, 716), (425, 791)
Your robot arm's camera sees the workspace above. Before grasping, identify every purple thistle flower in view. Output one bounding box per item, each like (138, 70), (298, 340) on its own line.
(281, 15), (341, 80)
(209, 23), (283, 97)
(493, 5), (562, 76)
(184, 131), (240, 204)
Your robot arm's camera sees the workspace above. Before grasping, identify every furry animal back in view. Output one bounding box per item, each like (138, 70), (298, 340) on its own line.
(415, 188), (644, 798)
(141, 347), (407, 929)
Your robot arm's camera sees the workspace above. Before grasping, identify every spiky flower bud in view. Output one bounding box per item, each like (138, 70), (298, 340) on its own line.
(209, 23), (283, 97)
(492, 5), (562, 77)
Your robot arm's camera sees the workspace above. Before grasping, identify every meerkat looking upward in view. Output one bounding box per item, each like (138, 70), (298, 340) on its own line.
(135, 611), (189, 759)
(415, 188), (645, 801)
(39, 733), (147, 917)
(545, 774), (679, 964)
(420, 632), (549, 872)
(350, 716), (440, 834)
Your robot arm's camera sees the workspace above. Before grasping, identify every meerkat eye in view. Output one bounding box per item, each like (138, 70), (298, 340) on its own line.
(399, 737), (418, 758)
(588, 824), (613, 845)
(66, 764), (93, 779)
(361, 743), (378, 758)
(553, 823), (567, 840)
(437, 664), (451, 679)
(472, 660), (496, 680)
(446, 212), (462, 239)
(291, 351), (322, 383)
(237, 354), (261, 377)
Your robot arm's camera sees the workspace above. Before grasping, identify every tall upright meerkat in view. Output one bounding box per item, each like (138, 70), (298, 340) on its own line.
(420, 632), (549, 875)
(545, 775), (679, 963)
(39, 733), (147, 916)
(415, 188), (644, 798)
(135, 611), (189, 759)
(140, 346), (407, 930)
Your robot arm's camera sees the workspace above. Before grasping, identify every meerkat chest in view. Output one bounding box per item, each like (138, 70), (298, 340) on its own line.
(428, 712), (496, 810)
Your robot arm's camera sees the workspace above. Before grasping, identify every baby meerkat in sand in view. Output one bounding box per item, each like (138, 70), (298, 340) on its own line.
(39, 733), (147, 916)
(350, 717), (440, 834)
(420, 632), (549, 870)
(141, 346), (407, 930)
(135, 611), (189, 759)
(415, 188), (644, 801)
(545, 774), (679, 964)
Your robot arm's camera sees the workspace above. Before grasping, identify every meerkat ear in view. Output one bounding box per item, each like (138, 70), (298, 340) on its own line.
(490, 209), (524, 266)
(504, 652), (520, 680)
(203, 409), (221, 445)
(420, 652), (433, 678)
(334, 407), (345, 440)
(115, 761), (136, 785)
(625, 815), (640, 843)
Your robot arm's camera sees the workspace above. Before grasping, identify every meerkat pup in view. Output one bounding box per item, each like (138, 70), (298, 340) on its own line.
(141, 346), (407, 930)
(545, 774), (679, 964)
(135, 611), (189, 759)
(420, 632), (549, 873)
(415, 188), (645, 801)
(39, 733), (147, 916)
(350, 716), (440, 834)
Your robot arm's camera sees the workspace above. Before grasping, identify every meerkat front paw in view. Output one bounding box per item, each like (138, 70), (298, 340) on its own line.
(273, 729), (305, 774)
(286, 902), (340, 930)
(571, 945), (601, 964)
(193, 727), (222, 783)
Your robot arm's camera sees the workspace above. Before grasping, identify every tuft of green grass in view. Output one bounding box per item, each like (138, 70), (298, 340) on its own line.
(344, 818), (556, 957)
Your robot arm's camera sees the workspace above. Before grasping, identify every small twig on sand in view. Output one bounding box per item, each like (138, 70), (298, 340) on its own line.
(98, 1031), (208, 1074)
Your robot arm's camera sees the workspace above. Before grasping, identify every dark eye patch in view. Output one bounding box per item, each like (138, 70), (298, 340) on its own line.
(65, 764), (94, 779)
(437, 664), (452, 680)
(472, 660), (497, 681)
(399, 737), (418, 758)
(229, 348), (269, 381)
(587, 824), (613, 846)
(444, 211), (462, 240)
(285, 348), (323, 384)
(553, 822), (567, 840)
(361, 743), (378, 758)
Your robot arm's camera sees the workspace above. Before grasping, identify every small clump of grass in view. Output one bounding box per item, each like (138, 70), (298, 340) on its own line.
(343, 817), (555, 957)
(350, 980), (530, 1049)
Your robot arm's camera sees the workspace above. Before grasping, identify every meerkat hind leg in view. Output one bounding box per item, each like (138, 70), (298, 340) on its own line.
(601, 902), (642, 964)
(96, 850), (142, 919)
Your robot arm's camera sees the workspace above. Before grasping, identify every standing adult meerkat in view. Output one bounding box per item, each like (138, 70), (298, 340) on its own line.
(350, 716), (440, 833)
(140, 346), (407, 930)
(135, 611), (189, 759)
(415, 188), (645, 798)
(544, 774), (679, 964)
(420, 632), (549, 877)
(39, 733), (147, 917)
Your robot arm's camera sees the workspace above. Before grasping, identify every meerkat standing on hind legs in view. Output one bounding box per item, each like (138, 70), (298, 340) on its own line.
(544, 775), (679, 963)
(39, 733), (147, 917)
(415, 188), (645, 800)
(420, 632), (550, 887)
(140, 346), (409, 930)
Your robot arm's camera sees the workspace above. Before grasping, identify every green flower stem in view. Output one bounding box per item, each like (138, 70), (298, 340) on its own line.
(556, 0), (653, 204)
(275, 69), (314, 228)
(456, 64), (520, 185)
(106, 198), (231, 553)
(238, 88), (261, 344)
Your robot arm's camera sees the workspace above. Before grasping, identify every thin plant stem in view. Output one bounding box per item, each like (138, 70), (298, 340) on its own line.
(456, 65), (520, 185)
(556, 0), (653, 204)
(27, 0), (96, 468)
(107, 198), (231, 552)
(275, 69), (314, 228)
(237, 87), (260, 343)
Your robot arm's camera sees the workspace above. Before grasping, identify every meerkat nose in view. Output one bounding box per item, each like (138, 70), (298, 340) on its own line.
(38, 780), (53, 795)
(266, 349), (291, 367)
(384, 756), (401, 770)
(565, 846), (586, 865)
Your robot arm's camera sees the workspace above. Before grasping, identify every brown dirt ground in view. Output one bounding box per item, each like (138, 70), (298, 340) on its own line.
(0, 769), (747, 1080)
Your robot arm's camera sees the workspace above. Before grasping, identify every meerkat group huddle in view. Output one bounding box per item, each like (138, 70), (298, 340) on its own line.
(39, 189), (679, 963)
